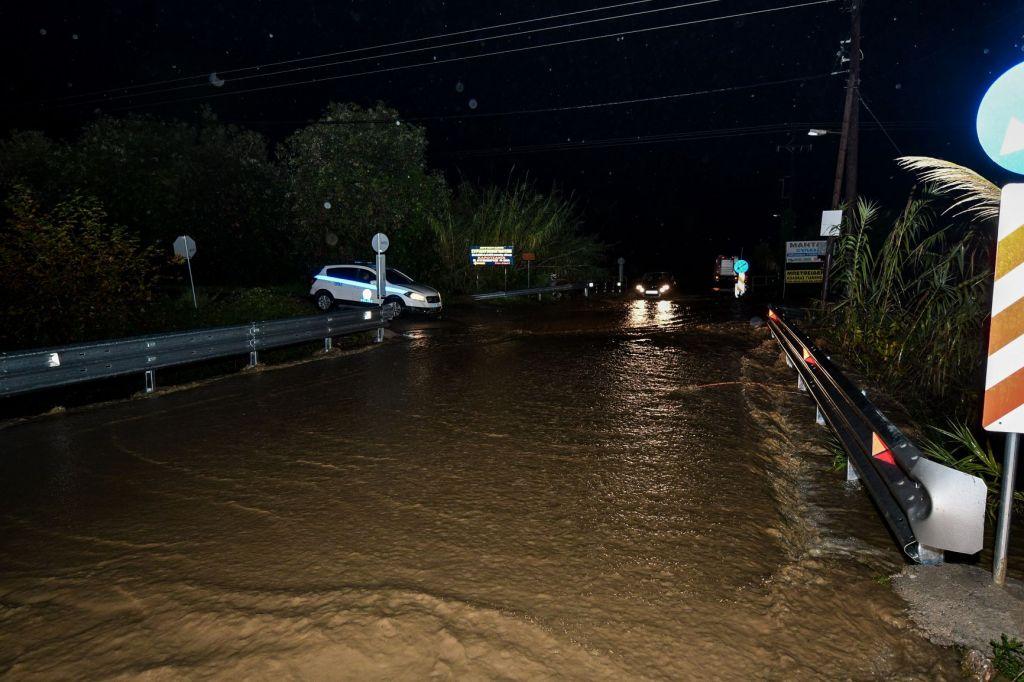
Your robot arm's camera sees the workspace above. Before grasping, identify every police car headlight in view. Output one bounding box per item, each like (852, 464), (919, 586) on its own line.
(659, 284), (670, 293)
(407, 291), (427, 302)
(635, 284), (644, 293)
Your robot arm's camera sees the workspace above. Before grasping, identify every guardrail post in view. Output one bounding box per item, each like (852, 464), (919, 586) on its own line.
(324, 337), (333, 352)
(797, 374), (807, 391)
(144, 369), (155, 394)
(917, 544), (944, 566)
(249, 350), (259, 367)
(785, 354), (793, 368)
(816, 405), (826, 426)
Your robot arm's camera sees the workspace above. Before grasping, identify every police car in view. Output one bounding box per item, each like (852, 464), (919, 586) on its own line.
(310, 263), (442, 317)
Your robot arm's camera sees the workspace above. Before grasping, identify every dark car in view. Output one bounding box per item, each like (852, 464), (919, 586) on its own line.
(634, 272), (676, 298)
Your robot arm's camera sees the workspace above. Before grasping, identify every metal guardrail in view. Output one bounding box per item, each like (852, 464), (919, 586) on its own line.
(767, 306), (987, 563)
(0, 306), (387, 397)
(471, 283), (589, 301)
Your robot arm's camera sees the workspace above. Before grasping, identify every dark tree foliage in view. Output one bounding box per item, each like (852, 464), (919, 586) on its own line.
(0, 188), (156, 349)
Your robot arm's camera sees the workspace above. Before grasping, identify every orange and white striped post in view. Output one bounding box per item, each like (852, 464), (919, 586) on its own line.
(985, 184), (1024, 585)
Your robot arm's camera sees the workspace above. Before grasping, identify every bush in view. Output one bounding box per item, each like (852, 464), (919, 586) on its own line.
(0, 188), (156, 349)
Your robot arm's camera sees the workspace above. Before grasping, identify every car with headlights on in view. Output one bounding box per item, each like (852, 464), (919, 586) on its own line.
(634, 272), (676, 298)
(310, 263), (442, 317)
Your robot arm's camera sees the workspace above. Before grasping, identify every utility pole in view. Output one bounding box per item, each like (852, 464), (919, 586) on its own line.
(823, 0), (863, 304)
(830, 0), (863, 209)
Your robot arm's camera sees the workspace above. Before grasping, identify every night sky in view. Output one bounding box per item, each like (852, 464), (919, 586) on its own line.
(2, 0), (1022, 275)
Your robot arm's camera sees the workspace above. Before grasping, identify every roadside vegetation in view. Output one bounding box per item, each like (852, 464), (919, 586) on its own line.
(822, 156), (1020, 513)
(0, 104), (603, 350)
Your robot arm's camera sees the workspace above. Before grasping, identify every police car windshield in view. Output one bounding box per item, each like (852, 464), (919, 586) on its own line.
(386, 268), (414, 285)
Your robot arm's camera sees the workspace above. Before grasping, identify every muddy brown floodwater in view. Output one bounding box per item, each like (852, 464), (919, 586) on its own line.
(0, 297), (965, 679)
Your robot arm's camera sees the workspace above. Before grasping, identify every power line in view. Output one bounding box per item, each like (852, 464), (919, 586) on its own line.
(50, 0), (664, 103)
(101, 0), (840, 114)
(449, 120), (938, 158)
(859, 93), (903, 155)
(61, 0), (722, 108)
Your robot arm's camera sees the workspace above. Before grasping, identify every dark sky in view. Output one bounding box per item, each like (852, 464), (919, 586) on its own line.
(2, 0), (1022, 275)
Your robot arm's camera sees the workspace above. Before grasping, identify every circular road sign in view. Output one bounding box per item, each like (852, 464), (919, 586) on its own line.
(977, 60), (1024, 175)
(617, 257), (626, 265)
(371, 232), (389, 253)
(733, 259), (749, 274)
(173, 235), (196, 259)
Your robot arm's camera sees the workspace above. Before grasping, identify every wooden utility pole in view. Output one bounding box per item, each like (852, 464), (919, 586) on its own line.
(830, 0), (863, 209)
(822, 0), (863, 303)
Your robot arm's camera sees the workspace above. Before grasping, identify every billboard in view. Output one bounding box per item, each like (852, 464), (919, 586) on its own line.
(785, 268), (824, 284)
(786, 240), (828, 263)
(470, 246), (514, 266)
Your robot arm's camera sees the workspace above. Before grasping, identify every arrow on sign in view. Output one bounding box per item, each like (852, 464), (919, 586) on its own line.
(1000, 116), (1024, 157)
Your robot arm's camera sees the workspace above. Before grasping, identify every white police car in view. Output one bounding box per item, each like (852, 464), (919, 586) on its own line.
(310, 264), (442, 317)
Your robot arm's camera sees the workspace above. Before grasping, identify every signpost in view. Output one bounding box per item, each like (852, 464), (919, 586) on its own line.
(978, 61), (1024, 585)
(372, 233), (388, 342)
(733, 259), (749, 298)
(617, 256), (625, 290)
(523, 251), (536, 287)
(783, 240), (827, 299)
(470, 245), (514, 291)
(172, 235), (198, 309)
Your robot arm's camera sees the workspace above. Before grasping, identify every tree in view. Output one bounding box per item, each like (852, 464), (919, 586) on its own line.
(0, 188), (156, 349)
(279, 102), (449, 276)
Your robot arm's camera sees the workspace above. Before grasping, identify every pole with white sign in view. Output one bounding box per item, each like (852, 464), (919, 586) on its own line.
(977, 60), (1024, 584)
(618, 257), (625, 291)
(173, 235), (198, 309)
(372, 233), (389, 342)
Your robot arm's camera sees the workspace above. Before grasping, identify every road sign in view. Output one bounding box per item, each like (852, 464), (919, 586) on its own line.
(371, 233), (389, 253)
(984, 184), (1024, 431)
(173, 235), (196, 259)
(470, 245), (513, 266)
(617, 257), (625, 265)
(785, 268), (823, 284)
(521, 252), (536, 261)
(820, 210), (843, 237)
(786, 240), (827, 263)
(977, 61), (1024, 175)
(733, 259), (749, 274)
(172, 236), (198, 309)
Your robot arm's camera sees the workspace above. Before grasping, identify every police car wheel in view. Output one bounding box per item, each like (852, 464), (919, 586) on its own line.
(315, 291), (334, 311)
(386, 296), (405, 318)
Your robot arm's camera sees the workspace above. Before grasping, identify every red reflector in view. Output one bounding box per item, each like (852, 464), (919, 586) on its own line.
(802, 347), (817, 366)
(768, 309), (779, 321)
(871, 432), (896, 466)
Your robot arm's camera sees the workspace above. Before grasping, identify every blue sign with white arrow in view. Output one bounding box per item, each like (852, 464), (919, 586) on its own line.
(977, 60), (1024, 175)
(733, 259), (749, 274)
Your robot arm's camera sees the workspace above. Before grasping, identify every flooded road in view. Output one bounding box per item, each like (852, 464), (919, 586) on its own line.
(0, 297), (961, 679)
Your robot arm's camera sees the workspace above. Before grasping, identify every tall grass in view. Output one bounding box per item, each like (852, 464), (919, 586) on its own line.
(827, 189), (992, 417)
(429, 178), (604, 293)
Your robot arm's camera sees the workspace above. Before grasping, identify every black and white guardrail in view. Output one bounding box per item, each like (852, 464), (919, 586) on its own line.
(0, 306), (387, 397)
(767, 307), (987, 564)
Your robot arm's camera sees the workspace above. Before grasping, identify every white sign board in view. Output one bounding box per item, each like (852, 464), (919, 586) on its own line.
(718, 258), (735, 276)
(983, 184), (1024, 432)
(786, 240), (828, 263)
(820, 210), (843, 237)
(173, 235), (196, 259)
(470, 245), (514, 266)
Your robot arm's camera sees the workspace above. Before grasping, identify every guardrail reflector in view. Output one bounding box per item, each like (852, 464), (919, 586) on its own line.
(871, 432), (896, 466)
(801, 347), (816, 366)
(768, 309), (779, 321)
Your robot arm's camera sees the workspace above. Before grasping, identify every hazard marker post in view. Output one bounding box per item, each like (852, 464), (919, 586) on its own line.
(985, 185), (1024, 585)
(978, 61), (1024, 584)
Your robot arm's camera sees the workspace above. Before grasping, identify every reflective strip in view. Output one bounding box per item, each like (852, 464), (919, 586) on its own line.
(315, 275), (405, 295)
(991, 262), (1024, 316)
(984, 364), (1024, 428)
(985, 332), (1024, 389)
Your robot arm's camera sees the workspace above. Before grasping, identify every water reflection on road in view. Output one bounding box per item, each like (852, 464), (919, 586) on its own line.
(0, 296), (959, 679)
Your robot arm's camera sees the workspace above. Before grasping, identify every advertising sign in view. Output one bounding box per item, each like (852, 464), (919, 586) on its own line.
(820, 210), (843, 237)
(470, 245), (514, 266)
(785, 268), (824, 284)
(786, 240), (828, 263)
